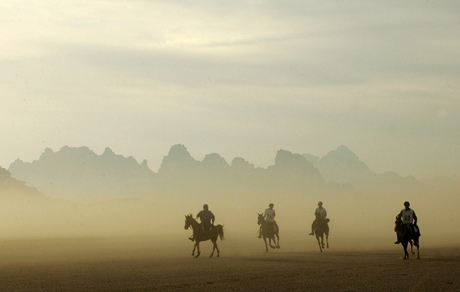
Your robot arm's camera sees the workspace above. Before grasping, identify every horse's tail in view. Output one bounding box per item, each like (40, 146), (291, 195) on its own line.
(216, 224), (224, 240)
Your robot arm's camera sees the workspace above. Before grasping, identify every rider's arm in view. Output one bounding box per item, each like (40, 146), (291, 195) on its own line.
(211, 212), (215, 225)
(413, 212), (417, 225)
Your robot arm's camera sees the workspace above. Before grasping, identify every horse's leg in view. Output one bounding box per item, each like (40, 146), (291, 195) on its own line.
(321, 234), (325, 248)
(210, 240), (216, 258)
(316, 235), (322, 252)
(215, 241), (220, 257)
(269, 237), (275, 249)
(326, 233), (329, 249)
(402, 241), (409, 260)
(192, 242), (197, 256)
(410, 240), (415, 255)
(195, 241), (201, 258)
(276, 233), (280, 249)
(264, 237), (269, 253)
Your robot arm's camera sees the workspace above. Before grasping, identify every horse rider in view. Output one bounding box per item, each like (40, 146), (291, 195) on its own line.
(394, 201), (419, 244)
(189, 204), (215, 241)
(309, 201), (327, 235)
(258, 203), (278, 238)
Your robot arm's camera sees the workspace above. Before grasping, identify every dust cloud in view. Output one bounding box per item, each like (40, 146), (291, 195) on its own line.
(1, 145), (460, 262)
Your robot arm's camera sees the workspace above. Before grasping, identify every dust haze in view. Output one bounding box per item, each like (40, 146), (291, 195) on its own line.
(1, 145), (459, 259)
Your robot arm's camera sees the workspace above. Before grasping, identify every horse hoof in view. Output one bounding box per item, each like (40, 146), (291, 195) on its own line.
(276, 246), (280, 249)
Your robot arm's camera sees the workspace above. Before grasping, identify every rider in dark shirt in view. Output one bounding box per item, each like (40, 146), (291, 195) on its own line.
(189, 204), (215, 241)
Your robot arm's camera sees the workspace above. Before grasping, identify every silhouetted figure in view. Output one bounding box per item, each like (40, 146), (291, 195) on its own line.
(184, 214), (224, 258)
(189, 204), (215, 241)
(257, 212), (280, 252)
(394, 201), (420, 259)
(309, 201), (328, 235)
(394, 201), (420, 244)
(258, 203), (278, 238)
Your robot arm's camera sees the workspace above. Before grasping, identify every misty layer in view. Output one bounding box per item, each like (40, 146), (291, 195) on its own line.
(1, 145), (459, 248)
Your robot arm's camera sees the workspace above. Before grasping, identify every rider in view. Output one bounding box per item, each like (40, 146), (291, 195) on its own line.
(394, 201), (419, 244)
(197, 204), (215, 234)
(309, 201), (327, 235)
(258, 203), (278, 238)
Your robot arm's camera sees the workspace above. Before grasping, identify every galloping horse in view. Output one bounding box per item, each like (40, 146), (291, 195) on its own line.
(395, 217), (420, 260)
(314, 218), (330, 252)
(257, 213), (280, 253)
(184, 214), (224, 258)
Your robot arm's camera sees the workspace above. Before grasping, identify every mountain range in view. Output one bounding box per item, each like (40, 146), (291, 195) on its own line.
(6, 144), (419, 203)
(3, 144), (460, 239)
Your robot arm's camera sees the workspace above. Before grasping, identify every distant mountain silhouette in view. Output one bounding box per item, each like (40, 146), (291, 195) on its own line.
(305, 145), (374, 184)
(8, 144), (422, 202)
(9, 146), (156, 202)
(0, 167), (43, 199)
(304, 145), (418, 192)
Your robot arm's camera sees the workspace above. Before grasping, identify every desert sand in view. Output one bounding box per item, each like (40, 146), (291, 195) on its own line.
(0, 235), (459, 292)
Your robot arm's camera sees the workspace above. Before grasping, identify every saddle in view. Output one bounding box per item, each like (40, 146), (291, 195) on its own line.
(201, 223), (213, 235)
(317, 218), (330, 229)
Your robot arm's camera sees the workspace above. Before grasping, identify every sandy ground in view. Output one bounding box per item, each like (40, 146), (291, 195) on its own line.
(0, 236), (459, 292)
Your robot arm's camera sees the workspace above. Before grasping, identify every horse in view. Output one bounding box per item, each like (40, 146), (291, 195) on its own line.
(314, 218), (330, 252)
(257, 213), (280, 253)
(394, 217), (420, 260)
(184, 214), (224, 258)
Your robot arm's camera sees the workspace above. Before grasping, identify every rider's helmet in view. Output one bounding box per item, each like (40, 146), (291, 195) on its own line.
(318, 201), (323, 206)
(404, 201), (410, 207)
(203, 204), (209, 210)
(269, 203), (274, 207)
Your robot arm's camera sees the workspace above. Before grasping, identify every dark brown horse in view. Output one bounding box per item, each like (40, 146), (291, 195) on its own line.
(314, 218), (330, 252)
(257, 213), (280, 253)
(395, 217), (420, 260)
(184, 214), (224, 258)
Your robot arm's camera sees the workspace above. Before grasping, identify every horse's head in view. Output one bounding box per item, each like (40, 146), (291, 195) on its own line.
(394, 216), (403, 231)
(184, 214), (193, 230)
(257, 213), (264, 225)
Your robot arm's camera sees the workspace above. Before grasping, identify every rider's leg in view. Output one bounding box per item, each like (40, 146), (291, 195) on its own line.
(309, 221), (316, 235)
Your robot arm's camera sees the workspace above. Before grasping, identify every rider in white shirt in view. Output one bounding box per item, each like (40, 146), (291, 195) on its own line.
(394, 201), (419, 244)
(309, 201), (327, 235)
(258, 203), (278, 238)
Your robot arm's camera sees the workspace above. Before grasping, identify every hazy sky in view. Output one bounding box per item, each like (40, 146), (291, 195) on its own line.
(1, 1), (459, 179)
